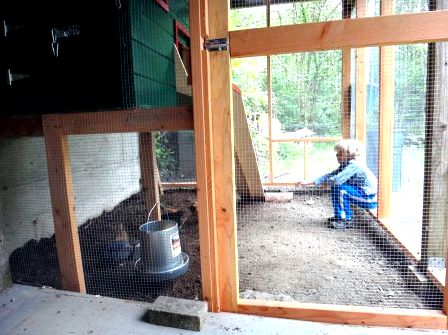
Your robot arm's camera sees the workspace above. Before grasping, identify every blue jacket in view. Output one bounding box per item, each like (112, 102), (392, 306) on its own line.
(314, 160), (377, 195)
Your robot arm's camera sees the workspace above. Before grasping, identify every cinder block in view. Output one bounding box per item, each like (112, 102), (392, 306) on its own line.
(144, 296), (208, 331)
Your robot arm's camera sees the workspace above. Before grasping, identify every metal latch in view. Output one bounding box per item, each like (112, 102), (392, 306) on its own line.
(7, 69), (31, 86)
(204, 38), (228, 52)
(3, 20), (26, 37)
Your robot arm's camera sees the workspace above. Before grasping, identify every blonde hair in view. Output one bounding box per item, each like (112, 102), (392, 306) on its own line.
(334, 139), (363, 160)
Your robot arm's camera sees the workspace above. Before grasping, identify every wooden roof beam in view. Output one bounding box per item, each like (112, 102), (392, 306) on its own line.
(230, 10), (448, 57)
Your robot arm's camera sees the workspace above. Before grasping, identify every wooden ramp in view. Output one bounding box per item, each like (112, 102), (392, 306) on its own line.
(233, 88), (265, 200)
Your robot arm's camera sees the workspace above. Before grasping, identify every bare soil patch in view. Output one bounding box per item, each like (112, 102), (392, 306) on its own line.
(9, 189), (442, 309)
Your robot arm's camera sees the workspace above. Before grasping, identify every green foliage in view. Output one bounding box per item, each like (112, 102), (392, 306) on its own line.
(230, 0), (429, 174)
(278, 143), (301, 161)
(155, 132), (177, 172)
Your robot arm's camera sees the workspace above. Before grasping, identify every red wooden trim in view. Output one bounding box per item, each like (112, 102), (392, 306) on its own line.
(174, 20), (190, 49)
(155, 0), (169, 12)
(232, 83), (241, 94)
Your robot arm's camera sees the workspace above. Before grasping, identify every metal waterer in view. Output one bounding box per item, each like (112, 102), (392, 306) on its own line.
(135, 205), (189, 281)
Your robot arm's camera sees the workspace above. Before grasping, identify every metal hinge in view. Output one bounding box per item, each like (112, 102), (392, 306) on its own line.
(204, 38), (228, 52)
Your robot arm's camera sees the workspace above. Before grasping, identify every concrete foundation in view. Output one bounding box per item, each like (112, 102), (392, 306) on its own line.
(0, 285), (446, 335)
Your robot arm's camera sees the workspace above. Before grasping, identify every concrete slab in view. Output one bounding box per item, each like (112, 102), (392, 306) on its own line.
(0, 285), (447, 335)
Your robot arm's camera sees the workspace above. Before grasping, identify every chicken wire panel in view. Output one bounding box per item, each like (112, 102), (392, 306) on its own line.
(0, 137), (61, 289)
(232, 39), (445, 308)
(230, 0), (345, 30)
(67, 132), (200, 302)
(156, 131), (196, 184)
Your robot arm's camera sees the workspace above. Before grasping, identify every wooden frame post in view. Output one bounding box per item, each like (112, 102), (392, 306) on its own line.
(377, 0), (395, 219)
(139, 132), (161, 221)
(355, 0), (367, 144)
(423, 0), (448, 315)
(342, 0), (353, 139)
(43, 115), (86, 293)
(190, 0), (221, 312)
(208, 0), (238, 312)
(267, 2), (274, 184)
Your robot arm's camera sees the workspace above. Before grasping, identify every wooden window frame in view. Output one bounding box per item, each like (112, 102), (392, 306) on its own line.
(155, 0), (169, 12)
(174, 20), (192, 84)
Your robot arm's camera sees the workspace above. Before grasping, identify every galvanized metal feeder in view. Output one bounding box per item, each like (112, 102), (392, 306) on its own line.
(135, 206), (189, 281)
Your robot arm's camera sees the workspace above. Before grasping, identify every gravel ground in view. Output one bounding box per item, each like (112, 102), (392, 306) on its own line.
(9, 189), (442, 309)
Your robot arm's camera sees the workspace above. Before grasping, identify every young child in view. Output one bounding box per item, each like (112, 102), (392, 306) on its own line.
(297, 139), (377, 229)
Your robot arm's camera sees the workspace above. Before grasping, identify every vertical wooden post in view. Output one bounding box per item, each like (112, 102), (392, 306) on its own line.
(303, 142), (309, 180)
(342, 0), (354, 139)
(423, 0), (448, 315)
(267, 1), (274, 183)
(377, 0), (395, 219)
(208, 0), (239, 312)
(139, 132), (161, 221)
(190, 0), (220, 311)
(355, 0), (367, 144)
(268, 57), (274, 183)
(42, 115), (86, 293)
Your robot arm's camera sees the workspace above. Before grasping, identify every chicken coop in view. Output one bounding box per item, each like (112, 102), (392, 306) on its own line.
(1, 0), (448, 331)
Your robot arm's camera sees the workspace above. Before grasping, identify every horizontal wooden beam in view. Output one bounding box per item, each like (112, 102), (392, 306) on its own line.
(238, 300), (447, 329)
(230, 10), (448, 57)
(161, 181), (197, 188)
(270, 136), (341, 143)
(42, 107), (193, 135)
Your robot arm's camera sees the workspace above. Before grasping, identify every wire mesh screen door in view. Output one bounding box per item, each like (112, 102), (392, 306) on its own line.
(217, 0), (448, 329)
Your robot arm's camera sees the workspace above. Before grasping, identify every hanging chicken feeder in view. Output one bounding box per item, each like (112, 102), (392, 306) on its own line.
(135, 219), (189, 281)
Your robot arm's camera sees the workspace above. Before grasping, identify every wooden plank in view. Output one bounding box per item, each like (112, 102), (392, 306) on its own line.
(0, 115), (43, 137)
(341, 0), (353, 138)
(55, 107), (193, 135)
(233, 91), (265, 199)
(341, 0), (354, 138)
(267, 5), (274, 184)
(377, 1), (395, 219)
(428, 0), (448, 317)
(268, 57), (274, 184)
(42, 115), (86, 293)
(161, 182), (197, 189)
(209, 0), (239, 312)
(355, 0), (366, 144)
(420, 40), (436, 277)
(229, 10), (448, 58)
(342, 48), (351, 139)
(238, 300), (447, 329)
(190, 0), (220, 312)
(271, 136), (341, 143)
(139, 133), (161, 221)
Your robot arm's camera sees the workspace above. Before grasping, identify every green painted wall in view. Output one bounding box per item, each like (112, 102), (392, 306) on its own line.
(129, 0), (190, 108)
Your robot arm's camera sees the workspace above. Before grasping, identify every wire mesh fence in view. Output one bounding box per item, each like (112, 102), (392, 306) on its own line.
(0, 0), (447, 318)
(1, 0), (199, 304)
(231, 0), (446, 310)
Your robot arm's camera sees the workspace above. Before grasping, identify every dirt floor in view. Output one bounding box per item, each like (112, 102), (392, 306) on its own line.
(9, 189), (442, 309)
